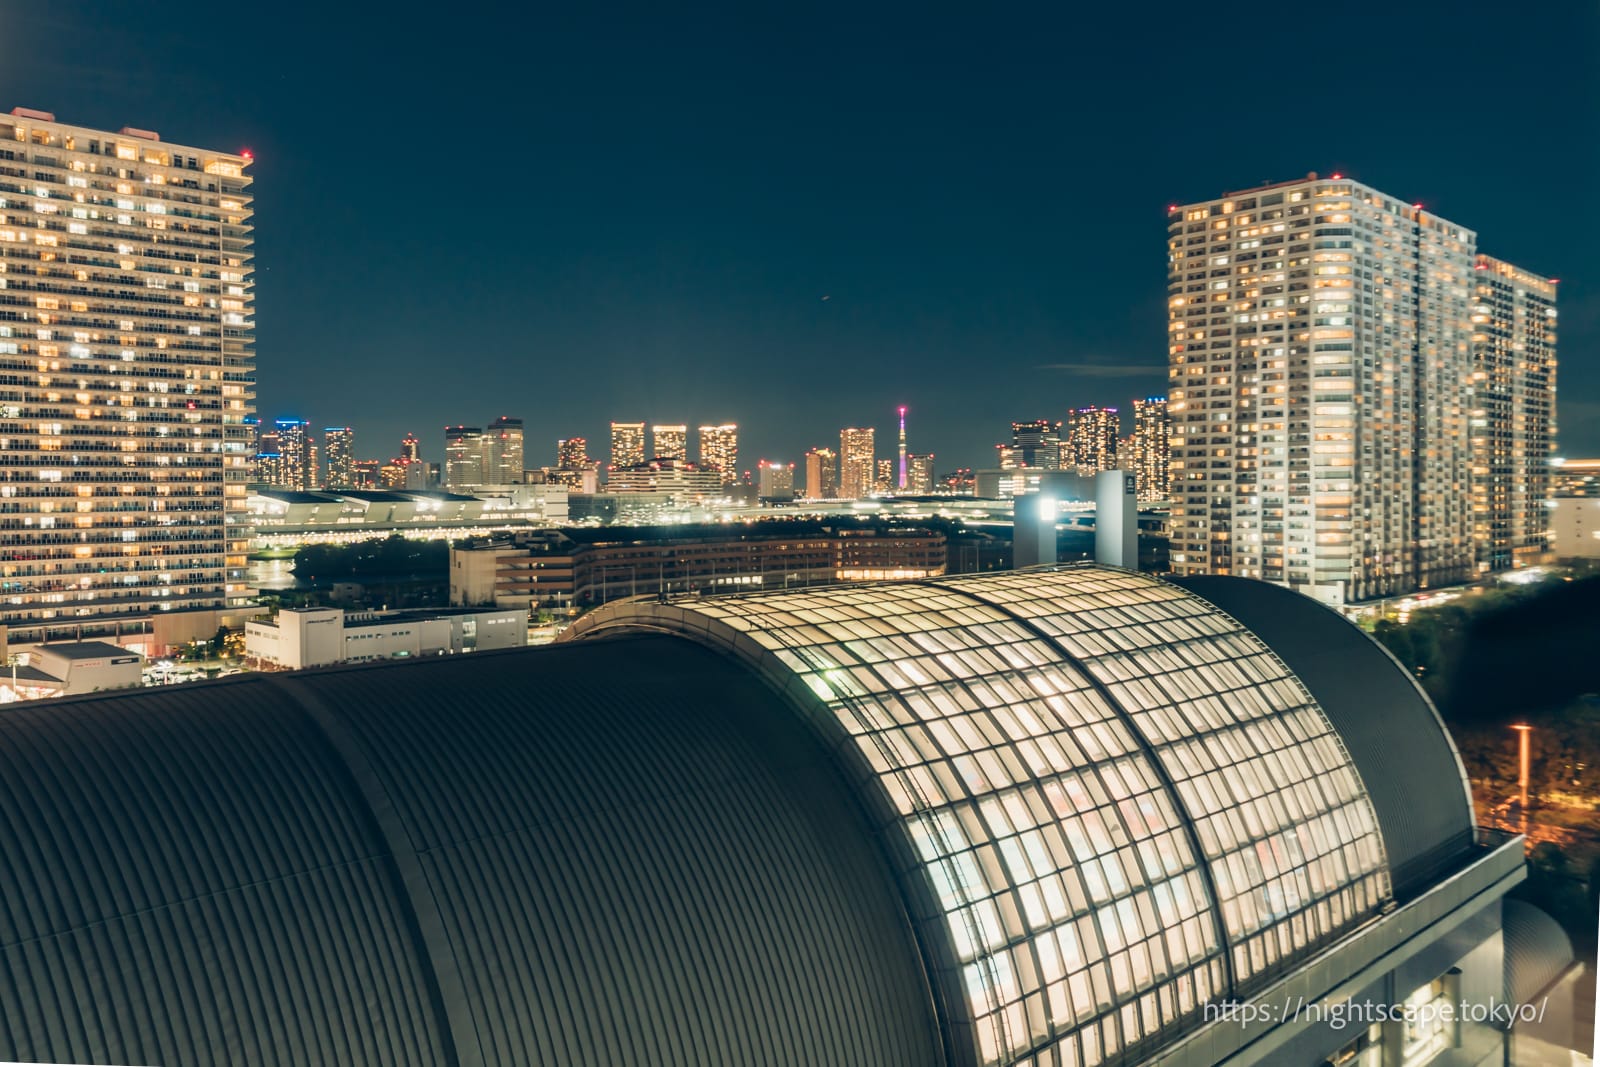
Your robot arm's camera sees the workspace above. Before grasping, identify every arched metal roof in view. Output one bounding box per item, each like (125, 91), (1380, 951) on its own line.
(0, 566), (1477, 1067)
(1503, 899), (1575, 1005)
(564, 566), (1396, 1066)
(0, 638), (942, 1067)
(1171, 575), (1475, 897)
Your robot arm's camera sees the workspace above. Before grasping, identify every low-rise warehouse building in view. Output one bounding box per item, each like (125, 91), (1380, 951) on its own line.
(451, 520), (948, 609)
(245, 606), (525, 670)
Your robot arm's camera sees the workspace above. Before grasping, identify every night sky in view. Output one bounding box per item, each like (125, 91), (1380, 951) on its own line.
(4, 2), (1597, 472)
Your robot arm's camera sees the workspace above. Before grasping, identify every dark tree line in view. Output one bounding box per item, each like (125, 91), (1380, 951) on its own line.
(1372, 574), (1600, 725)
(291, 535), (449, 583)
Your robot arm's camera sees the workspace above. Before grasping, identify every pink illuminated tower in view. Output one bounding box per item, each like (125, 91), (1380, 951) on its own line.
(897, 406), (908, 490)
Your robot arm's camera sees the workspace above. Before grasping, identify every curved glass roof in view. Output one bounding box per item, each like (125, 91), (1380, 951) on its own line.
(566, 566), (1391, 1067)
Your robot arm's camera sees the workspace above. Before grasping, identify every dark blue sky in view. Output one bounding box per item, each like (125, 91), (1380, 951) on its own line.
(4, 2), (1597, 471)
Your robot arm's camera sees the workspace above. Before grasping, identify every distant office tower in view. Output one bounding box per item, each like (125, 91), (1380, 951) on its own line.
(255, 450), (286, 487)
(323, 427), (355, 489)
(0, 109), (255, 637)
(897, 407), (908, 489)
(1132, 397), (1171, 502)
(271, 419), (315, 490)
(698, 424), (739, 485)
(1168, 174), (1480, 604)
(1066, 406), (1119, 475)
(758, 461), (795, 501)
(486, 416), (524, 485)
(253, 427), (284, 486)
(839, 428), (876, 500)
(444, 426), (486, 490)
(940, 468), (975, 494)
(652, 424), (688, 463)
(1471, 256), (1558, 571)
(401, 433), (421, 463)
(379, 461), (407, 490)
(351, 459), (381, 489)
(907, 453), (936, 495)
(1001, 419), (1064, 470)
(557, 437), (591, 469)
(875, 460), (894, 495)
(805, 447), (838, 499)
(610, 422), (645, 469)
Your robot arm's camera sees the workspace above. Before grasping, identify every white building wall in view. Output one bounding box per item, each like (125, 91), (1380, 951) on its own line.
(1551, 498), (1600, 558)
(248, 606), (527, 669)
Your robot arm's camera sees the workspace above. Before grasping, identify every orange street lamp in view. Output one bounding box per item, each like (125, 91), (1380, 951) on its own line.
(1510, 723), (1533, 833)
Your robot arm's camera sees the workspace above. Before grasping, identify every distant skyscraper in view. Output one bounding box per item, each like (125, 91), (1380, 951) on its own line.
(486, 416), (525, 485)
(401, 433), (421, 463)
(1003, 419), (1064, 471)
(1132, 398), (1171, 502)
(271, 419), (315, 490)
(839, 429), (876, 500)
(805, 447), (838, 500)
(698, 424), (739, 485)
(610, 422), (645, 469)
(940, 468), (975, 494)
(652, 424), (688, 462)
(1471, 256), (1558, 572)
(1169, 174), (1479, 604)
(254, 448), (286, 488)
(897, 407), (908, 490)
(907, 453), (936, 495)
(1066, 407), (1119, 475)
(444, 426), (486, 490)
(875, 459), (894, 495)
(0, 109), (256, 637)
(758, 461), (795, 501)
(254, 427), (284, 486)
(557, 437), (591, 469)
(351, 459), (381, 489)
(323, 427), (355, 489)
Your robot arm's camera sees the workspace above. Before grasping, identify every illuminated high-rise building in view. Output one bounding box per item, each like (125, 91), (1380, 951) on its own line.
(253, 427), (283, 486)
(1001, 419), (1063, 471)
(1066, 406), (1119, 475)
(271, 419), (315, 490)
(323, 427), (355, 489)
(444, 426), (486, 490)
(757, 461), (795, 501)
(486, 416), (524, 485)
(401, 433), (421, 463)
(875, 459), (894, 495)
(896, 407), (908, 489)
(1168, 174), (1477, 604)
(610, 421), (645, 470)
(652, 424), (688, 463)
(350, 459), (381, 490)
(839, 429), (876, 500)
(0, 108), (255, 639)
(557, 437), (591, 470)
(804, 447), (837, 500)
(907, 453), (936, 495)
(1470, 256), (1558, 572)
(254, 449), (286, 488)
(1131, 397), (1171, 502)
(698, 424), (739, 484)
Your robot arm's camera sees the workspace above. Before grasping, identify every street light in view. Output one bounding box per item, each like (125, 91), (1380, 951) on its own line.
(1510, 723), (1533, 834)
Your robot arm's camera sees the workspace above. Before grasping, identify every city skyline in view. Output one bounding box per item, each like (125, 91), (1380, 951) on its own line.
(3, 4), (1594, 471)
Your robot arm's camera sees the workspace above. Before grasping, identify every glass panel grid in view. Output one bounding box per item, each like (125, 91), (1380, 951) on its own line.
(682, 581), (1229, 1066)
(938, 569), (1390, 986)
(603, 567), (1393, 1065)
